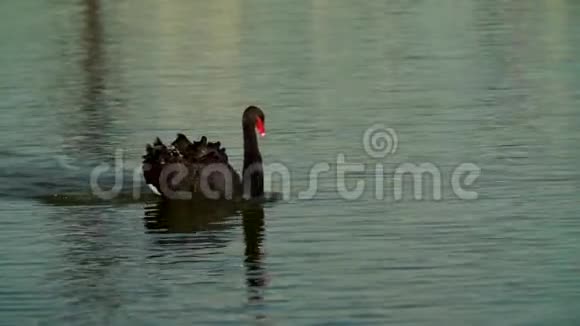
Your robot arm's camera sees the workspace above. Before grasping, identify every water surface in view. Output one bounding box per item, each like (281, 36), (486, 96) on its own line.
(1, 1), (580, 325)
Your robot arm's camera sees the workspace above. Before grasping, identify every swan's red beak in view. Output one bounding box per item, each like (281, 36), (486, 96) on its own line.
(256, 117), (266, 137)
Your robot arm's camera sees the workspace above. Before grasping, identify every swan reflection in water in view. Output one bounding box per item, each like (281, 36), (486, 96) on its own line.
(144, 199), (268, 304)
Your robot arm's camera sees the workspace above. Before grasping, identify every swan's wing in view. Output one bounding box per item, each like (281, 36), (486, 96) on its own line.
(171, 133), (192, 154)
(143, 134), (232, 164)
(142, 136), (241, 197)
(143, 137), (182, 165)
(180, 136), (229, 164)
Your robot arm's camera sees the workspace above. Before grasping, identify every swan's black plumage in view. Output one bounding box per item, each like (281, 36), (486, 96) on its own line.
(142, 106), (265, 200)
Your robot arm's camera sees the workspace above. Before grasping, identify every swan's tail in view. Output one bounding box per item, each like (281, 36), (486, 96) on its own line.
(142, 137), (182, 195)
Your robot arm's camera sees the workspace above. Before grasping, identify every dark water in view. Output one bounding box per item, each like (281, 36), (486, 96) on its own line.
(2, 1), (580, 325)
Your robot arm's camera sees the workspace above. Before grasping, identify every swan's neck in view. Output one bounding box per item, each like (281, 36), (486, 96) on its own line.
(242, 123), (263, 198)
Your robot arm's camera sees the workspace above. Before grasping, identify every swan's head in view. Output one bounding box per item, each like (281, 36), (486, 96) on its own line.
(243, 105), (266, 137)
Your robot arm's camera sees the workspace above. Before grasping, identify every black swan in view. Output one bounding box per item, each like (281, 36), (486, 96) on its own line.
(142, 106), (266, 200)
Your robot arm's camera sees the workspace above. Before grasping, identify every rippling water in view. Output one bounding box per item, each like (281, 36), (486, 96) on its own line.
(2, 0), (580, 325)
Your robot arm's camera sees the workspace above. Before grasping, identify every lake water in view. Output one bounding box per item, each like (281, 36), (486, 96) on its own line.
(1, 1), (580, 325)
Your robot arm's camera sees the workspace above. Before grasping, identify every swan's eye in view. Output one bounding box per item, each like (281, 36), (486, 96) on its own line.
(255, 117), (266, 137)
